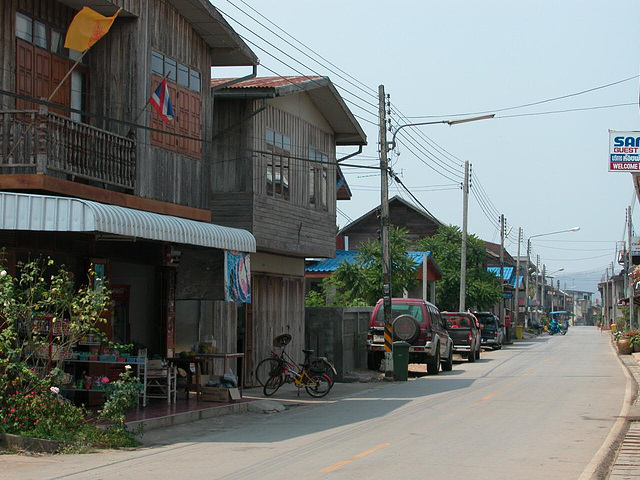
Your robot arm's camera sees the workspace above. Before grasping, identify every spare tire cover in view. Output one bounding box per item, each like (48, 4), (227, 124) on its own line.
(392, 314), (420, 343)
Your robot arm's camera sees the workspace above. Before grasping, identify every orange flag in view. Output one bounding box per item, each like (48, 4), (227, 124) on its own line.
(64, 7), (121, 52)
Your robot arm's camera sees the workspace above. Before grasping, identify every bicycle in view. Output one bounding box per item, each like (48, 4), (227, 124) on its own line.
(255, 334), (336, 386)
(263, 348), (333, 398)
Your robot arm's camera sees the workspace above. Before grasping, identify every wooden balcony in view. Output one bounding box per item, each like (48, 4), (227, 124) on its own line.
(0, 109), (136, 191)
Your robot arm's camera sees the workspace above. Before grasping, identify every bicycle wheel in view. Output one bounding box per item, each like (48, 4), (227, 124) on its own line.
(305, 373), (332, 398)
(263, 373), (283, 396)
(309, 359), (336, 385)
(255, 357), (283, 387)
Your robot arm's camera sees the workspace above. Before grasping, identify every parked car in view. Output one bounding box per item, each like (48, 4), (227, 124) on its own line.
(367, 298), (454, 375)
(473, 312), (504, 349)
(442, 312), (481, 362)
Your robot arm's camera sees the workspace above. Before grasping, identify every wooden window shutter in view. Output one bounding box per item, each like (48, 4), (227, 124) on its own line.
(16, 40), (34, 110)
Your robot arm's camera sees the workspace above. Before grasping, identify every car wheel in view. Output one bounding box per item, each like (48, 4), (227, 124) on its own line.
(468, 347), (476, 362)
(427, 344), (440, 375)
(475, 345), (481, 360)
(442, 345), (453, 371)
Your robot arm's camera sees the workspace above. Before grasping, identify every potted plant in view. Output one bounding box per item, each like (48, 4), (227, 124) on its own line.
(618, 331), (634, 354)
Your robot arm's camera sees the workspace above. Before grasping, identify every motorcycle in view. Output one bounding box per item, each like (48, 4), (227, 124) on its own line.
(548, 322), (567, 336)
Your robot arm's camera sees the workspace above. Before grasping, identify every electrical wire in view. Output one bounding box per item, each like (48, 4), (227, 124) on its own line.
(404, 75), (640, 119)
(496, 102), (635, 119)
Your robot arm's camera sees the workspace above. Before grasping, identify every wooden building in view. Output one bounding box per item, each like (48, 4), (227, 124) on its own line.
(210, 76), (367, 384)
(337, 195), (443, 250)
(0, 0), (260, 383)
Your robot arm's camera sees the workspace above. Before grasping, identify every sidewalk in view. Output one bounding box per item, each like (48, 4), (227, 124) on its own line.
(606, 352), (640, 479)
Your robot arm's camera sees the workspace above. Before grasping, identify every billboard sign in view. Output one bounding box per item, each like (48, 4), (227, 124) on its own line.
(609, 130), (640, 172)
(632, 237), (640, 256)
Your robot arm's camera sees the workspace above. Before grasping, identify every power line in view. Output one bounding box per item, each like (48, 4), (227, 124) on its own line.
(404, 74), (640, 119)
(496, 102), (635, 119)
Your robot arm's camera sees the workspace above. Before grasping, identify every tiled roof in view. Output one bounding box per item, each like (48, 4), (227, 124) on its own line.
(306, 250), (437, 273)
(211, 76), (323, 89)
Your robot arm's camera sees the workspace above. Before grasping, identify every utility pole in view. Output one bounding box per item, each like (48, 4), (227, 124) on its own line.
(499, 215), (506, 334)
(604, 267), (609, 330)
(514, 227), (522, 327)
(612, 261), (617, 327)
(379, 85), (393, 378)
(459, 161), (470, 311)
(629, 206), (635, 329)
(535, 255), (540, 324)
(525, 238), (531, 328)
(541, 264), (546, 319)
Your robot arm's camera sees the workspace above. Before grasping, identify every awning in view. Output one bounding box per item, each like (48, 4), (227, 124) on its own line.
(0, 192), (256, 253)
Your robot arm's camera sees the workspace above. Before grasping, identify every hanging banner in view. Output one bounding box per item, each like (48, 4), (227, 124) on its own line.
(224, 251), (251, 303)
(609, 130), (640, 171)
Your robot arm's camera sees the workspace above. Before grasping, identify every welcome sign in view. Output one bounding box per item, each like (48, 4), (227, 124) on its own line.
(609, 130), (640, 171)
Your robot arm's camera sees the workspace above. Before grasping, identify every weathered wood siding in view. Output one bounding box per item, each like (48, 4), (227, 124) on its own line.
(135, 0), (213, 208)
(344, 198), (442, 250)
(248, 273), (305, 387)
(210, 99), (338, 258)
(0, 1), (75, 110)
(2, 0), (212, 208)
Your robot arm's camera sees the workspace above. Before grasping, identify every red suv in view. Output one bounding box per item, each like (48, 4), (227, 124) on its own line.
(367, 298), (454, 375)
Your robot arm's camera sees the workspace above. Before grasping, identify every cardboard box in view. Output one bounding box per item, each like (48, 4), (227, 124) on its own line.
(201, 386), (241, 403)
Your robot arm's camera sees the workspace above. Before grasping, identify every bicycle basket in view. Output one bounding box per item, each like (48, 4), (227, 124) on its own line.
(273, 334), (292, 348)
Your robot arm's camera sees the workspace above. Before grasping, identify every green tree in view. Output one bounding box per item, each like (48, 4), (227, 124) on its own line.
(417, 225), (502, 311)
(306, 226), (419, 306)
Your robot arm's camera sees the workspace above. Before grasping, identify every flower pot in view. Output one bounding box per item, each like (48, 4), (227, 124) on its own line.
(618, 338), (633, 355)
(633, 343), (640, 353)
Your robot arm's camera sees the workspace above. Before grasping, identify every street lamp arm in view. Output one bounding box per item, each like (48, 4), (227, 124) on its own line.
(529, 227), (580, 240)
(389, 114), (495, 151)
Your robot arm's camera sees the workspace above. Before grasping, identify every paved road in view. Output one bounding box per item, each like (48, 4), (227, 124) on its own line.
(3, 327), (628, 480)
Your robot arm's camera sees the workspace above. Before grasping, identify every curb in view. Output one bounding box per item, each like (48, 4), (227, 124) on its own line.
(578, 335), (638, 480)
(125, 401), (250, 432)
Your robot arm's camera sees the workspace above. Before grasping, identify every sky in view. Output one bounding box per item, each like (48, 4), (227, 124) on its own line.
(212, 0), (640, 294)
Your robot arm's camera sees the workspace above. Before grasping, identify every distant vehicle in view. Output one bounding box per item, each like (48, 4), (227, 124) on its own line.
(473, 312), (504, 350)
(442, 312), (482, 362)
(367, 298), (454, 375)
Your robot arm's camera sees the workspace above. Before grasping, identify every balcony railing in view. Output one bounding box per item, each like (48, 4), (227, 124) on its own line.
(0, 109), (136, 190)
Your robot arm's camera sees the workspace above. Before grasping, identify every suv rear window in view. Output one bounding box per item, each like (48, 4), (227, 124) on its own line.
(476, 315), (497, 327)
(444, 315), (471, 328)
(375, 304), (424, 324)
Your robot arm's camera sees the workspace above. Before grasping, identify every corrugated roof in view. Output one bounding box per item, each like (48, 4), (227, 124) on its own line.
(211, 76), (323, 89)
(306, 250), (439, 273)
(487, 266), (524, 288)
(0, 192), (256, 252)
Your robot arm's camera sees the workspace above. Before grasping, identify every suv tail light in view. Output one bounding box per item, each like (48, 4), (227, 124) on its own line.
(367, 333), (373, 342)
(425, 331), (433, 341)
(468, 332), (473, 343)
(494, 331), (499, 339)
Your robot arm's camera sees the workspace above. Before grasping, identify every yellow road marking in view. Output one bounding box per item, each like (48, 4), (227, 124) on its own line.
(478, 392), (496, 402)
(320, 443), (391, 473)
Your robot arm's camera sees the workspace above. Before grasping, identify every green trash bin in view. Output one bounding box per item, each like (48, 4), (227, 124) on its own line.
(393, 341), (410, 381)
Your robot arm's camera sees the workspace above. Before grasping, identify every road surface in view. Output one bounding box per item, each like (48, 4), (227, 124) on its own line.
(2, 327), (628, 480)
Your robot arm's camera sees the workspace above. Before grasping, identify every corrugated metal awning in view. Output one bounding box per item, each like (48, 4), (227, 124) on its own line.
(0, 192), (256, 253)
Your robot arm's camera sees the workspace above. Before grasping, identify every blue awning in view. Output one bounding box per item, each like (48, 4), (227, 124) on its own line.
(307, 249), (442, 276)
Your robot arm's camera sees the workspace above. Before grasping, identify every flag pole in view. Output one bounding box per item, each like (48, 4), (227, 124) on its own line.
(4, 48), (90, 162)
(129, 72), (170, 136)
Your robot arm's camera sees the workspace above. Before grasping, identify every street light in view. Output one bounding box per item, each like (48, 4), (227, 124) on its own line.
(525, 227), (580, 327)
(389, 114), (495, 151)
(387, 113), (495, 313)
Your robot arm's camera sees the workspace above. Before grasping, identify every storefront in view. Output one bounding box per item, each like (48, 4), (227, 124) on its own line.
(0, 192), (255, 404)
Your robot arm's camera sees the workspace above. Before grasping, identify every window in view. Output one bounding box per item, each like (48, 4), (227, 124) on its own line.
(309, 147), (328, 210)
(150, 51), (202, 157)
(33, 21), (47, 48)
(14, 12), (88, 117)
(16, 13), (32, 42)
(265, 129), (291, 200)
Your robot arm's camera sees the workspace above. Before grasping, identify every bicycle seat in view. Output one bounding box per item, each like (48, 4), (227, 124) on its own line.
(302, 349), (314, 356)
